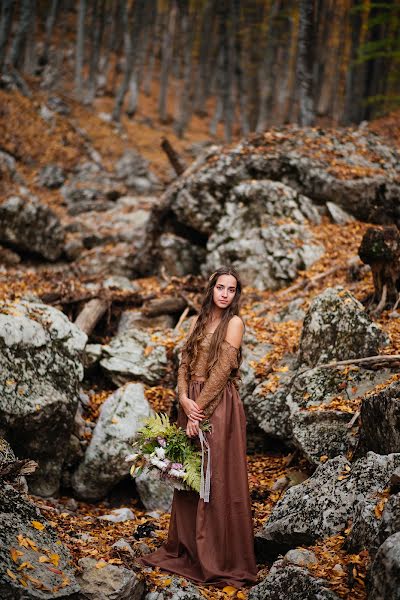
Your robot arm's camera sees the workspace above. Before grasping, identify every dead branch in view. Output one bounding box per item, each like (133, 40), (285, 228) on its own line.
(142, 296), (187, 317)
(74, 298), (110, 335)
(160, 137), (186, 176)
(174, 306), (190, 330)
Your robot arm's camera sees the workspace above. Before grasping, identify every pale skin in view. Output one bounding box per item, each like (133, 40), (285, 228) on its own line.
(179, 274), (244, 438)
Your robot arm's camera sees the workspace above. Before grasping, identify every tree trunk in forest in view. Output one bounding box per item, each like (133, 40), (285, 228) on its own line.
(296, 0), (316, 126)
(174, 1), (194, 138)
(41, 0), (59, 67)
(9, 0), (32, 69)
(86, 0), (106, 104)
(343, 0), (369, 123)
(75, 0), (87, 97)
(256, 0), (282, 132)
(0, 0), (15, 74)
(232, 0), (249, 135)
(215, 0), (234, 142)
(159, 2), (177, 123)
(193, 0), (214, 117)
(113, 0), (146, 121)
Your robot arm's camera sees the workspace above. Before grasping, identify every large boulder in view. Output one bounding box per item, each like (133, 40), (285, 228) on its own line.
(0, 300), (87, 496)
(135, 468), (174, 513)
(368, 532), (400, 600)
(100, 329), (168, 386)
(249, 559), (341, 600)
(71, 383), (151, 500)
(298, 287), (388, 367)
(143, 575), (204, 599)
(0, 196), (65, 261)
(255, 452), (400, 559)
(114, 149), (160, 194)
(77, 557), (144, 600)
(357, 380), (400, 455)
(0, 483), (80, 599)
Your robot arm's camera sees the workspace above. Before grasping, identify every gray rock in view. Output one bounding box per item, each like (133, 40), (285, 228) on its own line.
(273, 298), (307, 323)
(284, 548), (318, 567)
(136, 467), (174, 513)
(0, 300), (87, 496)
(118, 310), (174, 335)
(100, 330), (168, 386)
(111, 538), (135, 557)
(98, 508), (136, 522)
(255, 452), (400, 559)
(368, 532), (400, 600)
(248, 558), (340, 600)
(0, 483), (80, 599)
(204, 188), (324, 289)
(0, 196), (65, 261)
(77, 557), (144, 600)
(71, 383), (151, 500)
(157, 233), (205, 277)
(357, 380), (400, 455)
(326, 201), (355, 225)
(376, 494), (400, 554)
(249, 376), (293, 441)
(298, 287), (388, 368)
(38, 164), (66, 188)
(115, 150), (159, 193)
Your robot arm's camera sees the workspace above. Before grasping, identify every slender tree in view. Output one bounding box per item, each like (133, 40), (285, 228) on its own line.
(0, 0), (15, 74)
(75, 0), (87, 97)
(296, 0), (316, 125)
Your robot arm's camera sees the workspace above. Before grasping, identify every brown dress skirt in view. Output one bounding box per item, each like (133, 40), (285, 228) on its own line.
(139, 380), (257, 588)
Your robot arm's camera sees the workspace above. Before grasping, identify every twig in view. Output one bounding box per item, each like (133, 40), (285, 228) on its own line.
(160, 137), (186, 176)
(372, 283), (387, 316)
(346, 411), (360, 429)
(174, 306), (190, 330)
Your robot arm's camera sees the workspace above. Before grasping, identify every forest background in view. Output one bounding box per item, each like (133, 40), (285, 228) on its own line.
(1, 0), (400, 143)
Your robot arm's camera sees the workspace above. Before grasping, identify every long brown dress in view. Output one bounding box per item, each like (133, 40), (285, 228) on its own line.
(139, 333), (257, 588)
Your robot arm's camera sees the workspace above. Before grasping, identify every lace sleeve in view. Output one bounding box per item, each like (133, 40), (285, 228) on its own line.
(177, 348), (189, 403)
(196, 340), (239, 417)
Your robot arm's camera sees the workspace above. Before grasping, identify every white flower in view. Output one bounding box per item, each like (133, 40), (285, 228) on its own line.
(150, 457), (168, 470)
(155, 446), (166, 460)
(125, 453), (139, 463)
(169, 468), (186, 479)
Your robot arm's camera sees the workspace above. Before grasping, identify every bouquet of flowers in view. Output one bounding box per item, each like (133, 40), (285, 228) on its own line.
(127, 413), (211, 494)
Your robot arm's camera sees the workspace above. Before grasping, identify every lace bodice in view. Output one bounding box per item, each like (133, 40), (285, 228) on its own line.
(177, 333), (239, 417)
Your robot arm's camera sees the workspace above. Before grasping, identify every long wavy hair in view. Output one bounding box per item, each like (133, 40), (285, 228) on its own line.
(185, 266), (243, 378)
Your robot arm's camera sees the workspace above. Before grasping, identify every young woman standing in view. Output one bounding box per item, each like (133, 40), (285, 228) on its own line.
(140, 267), (257, 588)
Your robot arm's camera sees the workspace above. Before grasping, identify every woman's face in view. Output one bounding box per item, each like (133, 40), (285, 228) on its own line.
(212, 274), (237, 310)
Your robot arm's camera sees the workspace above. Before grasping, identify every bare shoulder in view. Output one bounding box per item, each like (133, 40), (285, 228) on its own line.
(225, 316), (244, 349)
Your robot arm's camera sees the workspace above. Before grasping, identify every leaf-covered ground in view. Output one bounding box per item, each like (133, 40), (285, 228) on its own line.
(2, 82), (400, 598)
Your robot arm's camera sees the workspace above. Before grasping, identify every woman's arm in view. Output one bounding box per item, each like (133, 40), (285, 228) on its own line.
(177, 317), (205, 422)
(195, 317), (243, 416)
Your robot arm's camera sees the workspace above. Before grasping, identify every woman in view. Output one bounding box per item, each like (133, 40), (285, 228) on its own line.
(140, 267), (257, 588)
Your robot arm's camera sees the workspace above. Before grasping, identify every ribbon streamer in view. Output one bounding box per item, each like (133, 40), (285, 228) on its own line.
(198, 429), (211, 502)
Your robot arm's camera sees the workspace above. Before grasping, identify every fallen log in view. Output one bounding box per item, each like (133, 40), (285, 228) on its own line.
(142, 296), (187, 317)
(300, 354), (400, 374)
(74, 297), (109, 335)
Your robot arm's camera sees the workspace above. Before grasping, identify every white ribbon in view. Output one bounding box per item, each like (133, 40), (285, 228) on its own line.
(198, 429), (211, 503)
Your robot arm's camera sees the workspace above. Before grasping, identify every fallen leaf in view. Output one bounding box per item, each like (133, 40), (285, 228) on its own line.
(222, 586), (238, 596)
(95, 561), (107, 569)
(10, 548), (24, 562)
(6, 568), (17, 580)
(31, 520), (45, 531)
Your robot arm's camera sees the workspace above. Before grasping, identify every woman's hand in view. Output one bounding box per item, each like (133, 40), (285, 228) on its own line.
(186, 418), (200, 438)
(180, 395), (205, 422)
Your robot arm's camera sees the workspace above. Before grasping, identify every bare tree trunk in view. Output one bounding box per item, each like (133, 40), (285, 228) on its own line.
(0, 0), (15, 74)
(86, 0), (106, 103)
(159, 2), (177, 123)
(75, 0), (87, 97)
(112, 0), (146, 121)
(296, 0), (316, 125)
(193, 0), (214, 116)
(143, 4), (161, 96)
(174, 1), (194, 138)
(233, 0), (249, 135)
(41, 0), (59, 67)
(9, 0), (32, 69)
(102, 0), (123, 83)
(256, 0), (282, 132)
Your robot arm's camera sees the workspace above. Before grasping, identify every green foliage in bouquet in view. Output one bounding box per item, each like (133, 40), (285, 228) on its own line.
(130, 413), (211, 494)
